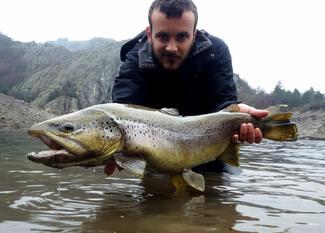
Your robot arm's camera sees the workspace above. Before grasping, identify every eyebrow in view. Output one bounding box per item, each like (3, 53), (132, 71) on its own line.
(155, 31), (190, 37)
(177, 32), (190, 37)
(155, 31), (168, 37)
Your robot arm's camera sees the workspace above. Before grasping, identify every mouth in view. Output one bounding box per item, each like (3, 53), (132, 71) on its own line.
(27, 133), (116, 169)
(40, 136), (64, 150)
(164, 53), (180, 61)
(27, 135), (80, 168)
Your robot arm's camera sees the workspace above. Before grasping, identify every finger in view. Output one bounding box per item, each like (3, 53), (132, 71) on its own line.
(246, 123), (255, 144)
(232, 134), (239, 143)
(239, 124), (247, 142)
(254, 128), (263, 143)
(249, 109), (269, 118)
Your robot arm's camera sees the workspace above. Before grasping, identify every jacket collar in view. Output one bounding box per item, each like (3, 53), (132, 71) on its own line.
(138, 30), (212, 70)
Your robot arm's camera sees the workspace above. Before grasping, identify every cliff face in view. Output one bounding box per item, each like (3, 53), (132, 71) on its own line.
(0, 34), (122, 114)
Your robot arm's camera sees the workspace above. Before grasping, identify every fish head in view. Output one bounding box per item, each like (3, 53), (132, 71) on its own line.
(27, 108), (124, 168)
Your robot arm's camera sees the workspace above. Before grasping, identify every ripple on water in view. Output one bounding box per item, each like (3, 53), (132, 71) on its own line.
(1, 131), (325, 233)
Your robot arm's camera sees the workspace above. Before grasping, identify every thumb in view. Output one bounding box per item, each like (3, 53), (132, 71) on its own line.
(249, 109), (269, 118)
(238, 103), (268, 118)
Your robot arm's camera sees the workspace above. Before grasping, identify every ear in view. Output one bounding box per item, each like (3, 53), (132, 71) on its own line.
(146, 26), (152, 43)
(191, 29), (197, 47)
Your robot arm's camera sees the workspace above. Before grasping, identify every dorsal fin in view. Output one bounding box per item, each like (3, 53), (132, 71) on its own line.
(221, 104), (240, 112)
(160, 108), (181, 116)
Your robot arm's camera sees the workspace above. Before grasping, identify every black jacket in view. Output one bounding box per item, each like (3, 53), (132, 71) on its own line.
(112, 30), (238, 116)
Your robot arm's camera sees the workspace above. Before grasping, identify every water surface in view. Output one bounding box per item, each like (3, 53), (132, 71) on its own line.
(0, 130), (324, 233)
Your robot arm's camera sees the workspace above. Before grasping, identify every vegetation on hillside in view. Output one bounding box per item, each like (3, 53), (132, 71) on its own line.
(235, 75), (324, 111)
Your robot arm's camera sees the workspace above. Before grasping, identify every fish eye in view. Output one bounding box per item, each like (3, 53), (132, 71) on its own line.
(60, 123), (75, 133)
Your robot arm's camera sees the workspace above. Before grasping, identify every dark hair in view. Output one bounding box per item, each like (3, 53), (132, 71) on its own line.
(148, 0), (198, 30)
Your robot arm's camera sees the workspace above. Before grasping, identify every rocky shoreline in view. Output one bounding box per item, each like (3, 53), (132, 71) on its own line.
(0, 93), (56, 130)
(0, 93), (324, 140)
(292, 110), (325, 140)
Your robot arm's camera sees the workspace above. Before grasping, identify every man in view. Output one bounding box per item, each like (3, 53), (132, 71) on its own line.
(112, 0), (268, 171)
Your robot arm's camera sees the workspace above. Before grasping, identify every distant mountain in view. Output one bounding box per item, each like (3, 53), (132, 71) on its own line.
(47, 37), (119, 52)
(0, 33), (123, 114)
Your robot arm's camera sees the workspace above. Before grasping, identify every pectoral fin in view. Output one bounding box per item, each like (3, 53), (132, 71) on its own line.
(113, 154), (147, 178)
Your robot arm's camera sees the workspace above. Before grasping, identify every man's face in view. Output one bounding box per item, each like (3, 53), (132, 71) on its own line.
(146, 10), (196, 71)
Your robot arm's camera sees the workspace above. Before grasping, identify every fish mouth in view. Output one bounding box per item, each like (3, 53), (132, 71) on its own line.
(27, 132), (118, 169)
(40, 135), (64, 150)
(26, 134), (82, 168)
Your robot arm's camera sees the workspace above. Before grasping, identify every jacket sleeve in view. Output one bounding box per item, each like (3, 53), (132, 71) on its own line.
(205, 39), (239, 112)
(112, 49), (147, 105)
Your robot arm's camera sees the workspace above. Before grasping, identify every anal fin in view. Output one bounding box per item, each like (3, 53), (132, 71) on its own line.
(171, 170), (205, 192)
(182, 170), (205, 192)
(218, 143), (240, 167)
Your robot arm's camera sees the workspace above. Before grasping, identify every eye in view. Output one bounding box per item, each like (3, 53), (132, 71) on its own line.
(60, 123), (75, 133)
(156, 32), (169, 43)
(176, 32), (190, 42)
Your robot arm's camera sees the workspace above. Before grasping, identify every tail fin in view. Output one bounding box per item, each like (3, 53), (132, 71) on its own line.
(262, 109), (298, 141)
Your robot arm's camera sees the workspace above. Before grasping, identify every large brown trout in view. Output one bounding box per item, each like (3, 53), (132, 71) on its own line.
(27, 103), (298, 191)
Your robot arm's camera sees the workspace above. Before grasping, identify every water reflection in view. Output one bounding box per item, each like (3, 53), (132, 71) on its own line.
(0, 130), (325, 233)
(81, 173), (248, 233)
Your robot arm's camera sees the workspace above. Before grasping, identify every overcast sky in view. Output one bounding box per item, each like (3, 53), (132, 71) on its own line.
(1, 0), (324, 93)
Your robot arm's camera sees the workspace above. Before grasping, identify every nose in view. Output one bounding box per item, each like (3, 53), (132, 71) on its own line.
(166, 39), (178, 52)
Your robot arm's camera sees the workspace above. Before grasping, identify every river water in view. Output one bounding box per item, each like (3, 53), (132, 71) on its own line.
(0, 130), (324, 233)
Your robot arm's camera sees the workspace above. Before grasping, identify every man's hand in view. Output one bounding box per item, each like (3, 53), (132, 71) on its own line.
(232, 103), (269, 144)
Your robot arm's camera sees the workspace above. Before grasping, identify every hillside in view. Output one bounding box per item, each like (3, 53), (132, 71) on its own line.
(0, 33), (123, 115)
